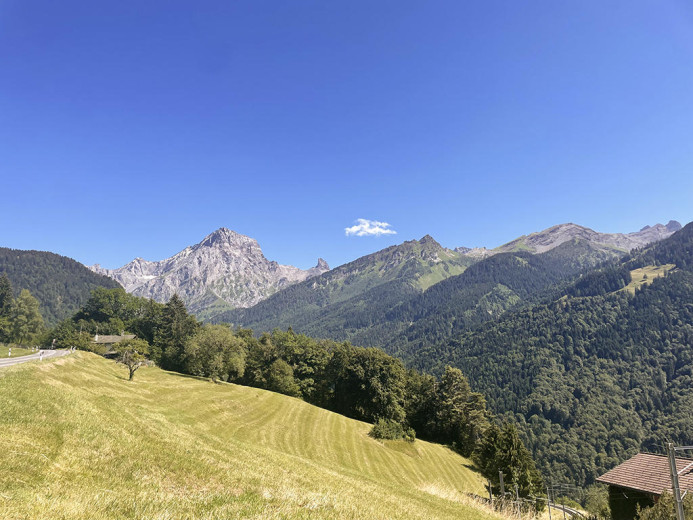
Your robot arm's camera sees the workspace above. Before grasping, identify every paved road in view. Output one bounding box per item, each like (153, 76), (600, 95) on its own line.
(549, 503), (586, 519)
(0, 349), (71, 368)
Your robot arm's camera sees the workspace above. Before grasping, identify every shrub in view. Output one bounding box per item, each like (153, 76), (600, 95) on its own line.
(369, 419), (415, 442)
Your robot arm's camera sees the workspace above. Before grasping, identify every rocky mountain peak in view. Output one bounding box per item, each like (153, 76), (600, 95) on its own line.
(494, 221), (682, 255)
(454, 246), (494, 259)
(418, 235), (444, 250)
(666, 220), (682, 232)
(88, 228), (328, 315)
(198, 227), (260, 251)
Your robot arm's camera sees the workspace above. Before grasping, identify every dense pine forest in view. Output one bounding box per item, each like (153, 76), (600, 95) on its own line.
(380, 238), (624, 359)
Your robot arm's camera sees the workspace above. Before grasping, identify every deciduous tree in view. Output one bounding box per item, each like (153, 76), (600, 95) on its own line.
(115, 338), (150, 381)
(184, 324), (245, 382)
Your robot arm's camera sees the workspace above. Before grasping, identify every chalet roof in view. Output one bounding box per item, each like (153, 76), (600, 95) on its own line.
(92, 334), (135, 344)
(597, 453), (693, 496)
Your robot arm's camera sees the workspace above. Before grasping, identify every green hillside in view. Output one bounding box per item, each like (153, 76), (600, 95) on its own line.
(0, 352), (500, 520)
(0, 248), (121, 326)
(215, 235), (475, 338)
(223, 236), (623, 355)
(381, 238), (623, 359)
(401, 222), (693, 489)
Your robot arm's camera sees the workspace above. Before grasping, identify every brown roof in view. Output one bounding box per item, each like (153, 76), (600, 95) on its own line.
(597, 453), (693, 496)
(92, 334), (135, 344)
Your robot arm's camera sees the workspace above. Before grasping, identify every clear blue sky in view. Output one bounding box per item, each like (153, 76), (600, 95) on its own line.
(2, 1), (692, 269)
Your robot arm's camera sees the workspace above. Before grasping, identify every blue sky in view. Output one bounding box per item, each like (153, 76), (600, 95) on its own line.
(2, 1), (692, 270)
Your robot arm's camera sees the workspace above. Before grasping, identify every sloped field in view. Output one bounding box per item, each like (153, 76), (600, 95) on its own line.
(0, 352), (499, 520)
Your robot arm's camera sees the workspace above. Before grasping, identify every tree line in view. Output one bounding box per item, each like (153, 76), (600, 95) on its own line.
(47, 286), (544, 503)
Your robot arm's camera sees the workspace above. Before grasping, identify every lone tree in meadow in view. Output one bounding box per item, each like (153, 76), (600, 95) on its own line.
(114, 338), (150, 381)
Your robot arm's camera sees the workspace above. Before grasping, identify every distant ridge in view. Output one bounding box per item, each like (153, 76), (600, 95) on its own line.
(456, 221), (681, 257)
(90, 228), (329, 316)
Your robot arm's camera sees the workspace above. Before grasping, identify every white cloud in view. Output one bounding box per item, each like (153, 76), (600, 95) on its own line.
(345, 218), (397, 237)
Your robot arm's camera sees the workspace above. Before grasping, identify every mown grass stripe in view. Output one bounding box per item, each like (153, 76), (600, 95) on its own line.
(1, 352), (501, 520)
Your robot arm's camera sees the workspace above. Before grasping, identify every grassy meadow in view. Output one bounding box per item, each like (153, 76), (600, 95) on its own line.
(0, 352), (503, 520)
(623, 264), (676, 294)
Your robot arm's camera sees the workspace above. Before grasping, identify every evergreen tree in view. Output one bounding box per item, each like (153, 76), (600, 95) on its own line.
(473, 422), (543, 499)
(404, 370), (438, 436)
(10, 289), (44, 345)
(436, 366), (490, 456)
(0, 274), (13, 315)
(0, 274), (13, 341)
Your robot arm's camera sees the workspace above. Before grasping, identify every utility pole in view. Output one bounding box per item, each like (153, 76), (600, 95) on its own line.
(499, 471), (505, 496)
(546, 485), (552, 520)
(488, 479), (493, 506)
(668, 442), (686, 520)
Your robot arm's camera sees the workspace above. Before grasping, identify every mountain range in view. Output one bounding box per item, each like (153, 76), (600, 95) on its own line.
(88, 221), (681, 322)
(2, 217), (690, 495)
(213, 221), (681, 342)
(455, 220), (681, 257)
(214, 219), (693, 490)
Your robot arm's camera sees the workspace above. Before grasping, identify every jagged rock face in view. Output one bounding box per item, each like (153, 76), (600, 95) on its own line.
(456, 221), (682, 257)
(90, 228), (329, 314)
(453, 246), (494, 260)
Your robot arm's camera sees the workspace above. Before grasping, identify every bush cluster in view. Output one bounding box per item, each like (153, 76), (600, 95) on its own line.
(369, 419), (415, 442)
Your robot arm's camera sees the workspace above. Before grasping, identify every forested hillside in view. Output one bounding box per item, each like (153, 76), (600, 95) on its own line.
(401, 222), (693, 489)
(0, 248), (121, 325)
(380, 238), (623, 358)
